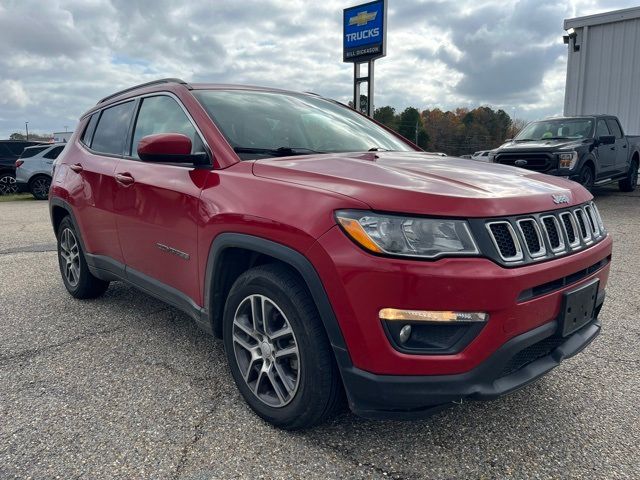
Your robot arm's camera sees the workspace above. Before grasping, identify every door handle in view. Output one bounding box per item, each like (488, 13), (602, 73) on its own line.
(623, 144), (627, 148)
(115, 172), (135, 186)
(69, 163), (83, 173)
(611, 147), (616, 151)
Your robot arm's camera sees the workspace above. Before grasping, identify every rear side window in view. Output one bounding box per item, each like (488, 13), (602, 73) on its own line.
(43, 146), (65, 159)
(130, 95), (203, 158)
(91, 101), (136, 155)
(19, 146), (49, 159)
(81, 114), (99, 147)
(596, 120), (610, 138)
(605, 119), (623, 139)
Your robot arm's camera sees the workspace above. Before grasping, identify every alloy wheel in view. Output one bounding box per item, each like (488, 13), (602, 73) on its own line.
(232, 294), (300, 407)
(0, 175), (18, 195)
(32, 177), (51, 199)
(59, 228), (81, 287)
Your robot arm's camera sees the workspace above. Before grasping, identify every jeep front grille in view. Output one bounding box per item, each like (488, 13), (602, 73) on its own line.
(482, 202), (606, 265)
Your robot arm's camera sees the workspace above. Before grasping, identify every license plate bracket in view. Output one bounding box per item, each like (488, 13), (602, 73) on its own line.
(560, 279), (599, 337)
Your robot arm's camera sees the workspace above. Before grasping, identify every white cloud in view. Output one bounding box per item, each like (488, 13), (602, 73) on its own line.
(0, 0), (637, 138)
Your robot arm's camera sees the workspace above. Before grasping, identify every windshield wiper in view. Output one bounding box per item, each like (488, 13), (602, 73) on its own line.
(514, 138), (537, 142)
(368, 147), (391, 151)
(233, 146), (323, 157)
(544, 137), (570, 140)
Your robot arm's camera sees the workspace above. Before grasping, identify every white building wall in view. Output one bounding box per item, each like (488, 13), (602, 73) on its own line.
(564, 7), (640, 135)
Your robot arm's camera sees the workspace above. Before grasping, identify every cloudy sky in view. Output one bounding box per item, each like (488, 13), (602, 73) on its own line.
(0, 0), (636, 138)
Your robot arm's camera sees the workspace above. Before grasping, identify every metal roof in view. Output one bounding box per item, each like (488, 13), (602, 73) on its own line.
(565, 6), (640, 29)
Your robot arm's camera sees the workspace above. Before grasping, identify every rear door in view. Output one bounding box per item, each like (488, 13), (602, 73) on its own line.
(69, 102), (136, 264)
(113, 94), (210, 304)
(605, 118), (628, 174)
(595, 119), (616, 175)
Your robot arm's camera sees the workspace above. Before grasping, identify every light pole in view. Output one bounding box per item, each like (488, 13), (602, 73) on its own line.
(25, 121), (29, 141)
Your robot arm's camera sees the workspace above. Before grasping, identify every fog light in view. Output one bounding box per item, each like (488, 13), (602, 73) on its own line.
(399, 324), (412, 344)
(379, 309), (488, 323)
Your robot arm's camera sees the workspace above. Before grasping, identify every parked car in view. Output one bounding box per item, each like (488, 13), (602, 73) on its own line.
(491, 115), (639, 191)
(0, 140), (44, 195)
(471, 150), (492, 161)
(15, 143), (65, 200)
(50, 79), (612, 429)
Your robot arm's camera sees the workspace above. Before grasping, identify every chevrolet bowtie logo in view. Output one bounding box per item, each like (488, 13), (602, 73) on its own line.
(349, 10), (377, 26)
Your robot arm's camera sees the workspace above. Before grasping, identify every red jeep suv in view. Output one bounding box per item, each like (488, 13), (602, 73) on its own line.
(50, 79), (612, 429)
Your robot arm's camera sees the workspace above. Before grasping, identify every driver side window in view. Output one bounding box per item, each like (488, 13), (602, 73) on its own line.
(596, 120), (610, 138)
(130, 95), (204, 158)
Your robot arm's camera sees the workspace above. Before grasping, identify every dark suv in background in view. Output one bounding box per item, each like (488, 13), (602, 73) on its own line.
(0, 140), (44, 195)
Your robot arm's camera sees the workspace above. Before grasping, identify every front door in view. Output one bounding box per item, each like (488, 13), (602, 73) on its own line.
(113, 94), (210, 305)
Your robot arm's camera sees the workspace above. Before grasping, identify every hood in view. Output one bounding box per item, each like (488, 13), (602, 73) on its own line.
(252, 151), (592, 217)
(498, 139), (589, 152)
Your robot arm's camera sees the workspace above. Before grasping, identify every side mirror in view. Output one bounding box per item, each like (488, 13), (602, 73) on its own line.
(504, 138), (512, 142)
(137, 133), (208, 165)
(598, 135), (615, 145)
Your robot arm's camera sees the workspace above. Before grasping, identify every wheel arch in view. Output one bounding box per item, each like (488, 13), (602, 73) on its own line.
(49, 198), (88, 252)
(204, 233), (351, 366)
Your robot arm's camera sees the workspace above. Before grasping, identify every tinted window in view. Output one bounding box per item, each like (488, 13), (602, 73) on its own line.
(91, 101), (136, 155)
(596, 120), (610, 138)
(82, 114), (99, 146)
(19, 146), (49, 159)
(5, 142), (27, 155)
(606, 119), (623, 139)
(43, 146), (64, 159)
(130, 96), (203, 158)
(0, 144), (12, 156)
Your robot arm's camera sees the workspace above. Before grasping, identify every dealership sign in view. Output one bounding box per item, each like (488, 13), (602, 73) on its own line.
(343, 0), (387, 63)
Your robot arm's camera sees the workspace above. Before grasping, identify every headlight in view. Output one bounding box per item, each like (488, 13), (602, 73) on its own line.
(558, 151), (579, 169)
(335, 210), (479, 259)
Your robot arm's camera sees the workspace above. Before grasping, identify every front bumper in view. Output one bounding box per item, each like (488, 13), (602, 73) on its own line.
(341, 300), (602, 419)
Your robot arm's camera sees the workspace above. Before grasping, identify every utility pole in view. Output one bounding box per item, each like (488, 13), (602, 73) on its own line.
(415, 120), (419, 144)
(25, 121), (29, 141)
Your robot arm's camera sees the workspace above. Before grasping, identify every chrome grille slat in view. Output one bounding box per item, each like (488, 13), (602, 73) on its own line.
(574, 209), (592, 244)
(486, 221), (523, 263)
(517, 219), (546, 258)
(541, 215), (565, 253)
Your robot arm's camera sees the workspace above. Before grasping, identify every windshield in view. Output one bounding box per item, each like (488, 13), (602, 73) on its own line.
(193, 90), (413, 159)
(515, 119), (594, 141)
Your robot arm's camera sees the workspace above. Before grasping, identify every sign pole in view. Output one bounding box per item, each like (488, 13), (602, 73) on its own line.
(344, 0), (386, 118)
(367, 59), (374, 117)
(353, 63), (361, 113)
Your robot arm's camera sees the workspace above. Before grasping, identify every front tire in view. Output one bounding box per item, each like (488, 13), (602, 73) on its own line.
(30, 175), (52, 200)
(223, 264), (343, 430)
(578, 164), (595, 191)
(619, 159), (638, 192)
(57, 216), (109, 299)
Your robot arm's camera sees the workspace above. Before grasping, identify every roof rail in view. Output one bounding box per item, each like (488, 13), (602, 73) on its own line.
(96, 78), (189, 105)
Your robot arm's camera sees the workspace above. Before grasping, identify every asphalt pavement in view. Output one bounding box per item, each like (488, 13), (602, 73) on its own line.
(0, 187), (638, 479)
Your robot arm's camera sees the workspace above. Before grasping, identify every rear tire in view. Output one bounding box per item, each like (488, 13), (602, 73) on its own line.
(578, 164), (595, 191)
(223, 264), (343, 430)
(29, 175), (52, 200)
(57, 216), (109, 299)
(619, 159), (638, 192)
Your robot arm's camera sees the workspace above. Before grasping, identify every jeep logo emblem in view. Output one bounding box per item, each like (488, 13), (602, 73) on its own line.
(552, 194), (570, 204)
(514, 159), (528, 167)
